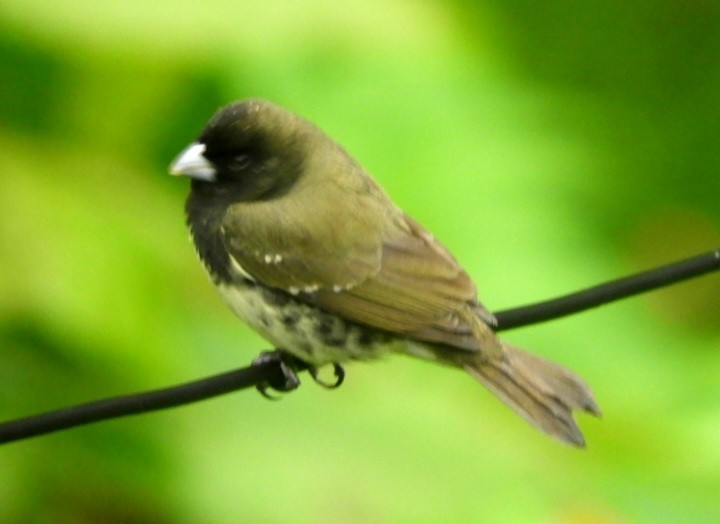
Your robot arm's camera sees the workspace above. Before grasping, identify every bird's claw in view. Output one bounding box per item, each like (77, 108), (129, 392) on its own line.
(308, 362), (345, 389)
(252, 350), (301, 400)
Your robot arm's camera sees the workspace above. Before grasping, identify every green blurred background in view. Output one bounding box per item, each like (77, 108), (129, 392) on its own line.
(1, 1), (719, 522)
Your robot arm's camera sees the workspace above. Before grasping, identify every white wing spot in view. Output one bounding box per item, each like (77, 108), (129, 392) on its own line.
(332, 282), (356, 293)
(288, 286), (300, 296)
(304, 284), (320, 293)
(263, 253), (283, 264)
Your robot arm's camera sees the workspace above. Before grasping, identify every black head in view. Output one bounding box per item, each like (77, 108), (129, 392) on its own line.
(169, 99), (307, 201)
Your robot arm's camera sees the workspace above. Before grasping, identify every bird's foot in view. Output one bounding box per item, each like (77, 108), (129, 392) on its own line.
(252, 350), (345, 399)
(308, 362), (345, 389)
(252, 350), (302, 400)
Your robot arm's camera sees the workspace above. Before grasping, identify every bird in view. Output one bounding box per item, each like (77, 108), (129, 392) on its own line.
(169, 98), (600, 446)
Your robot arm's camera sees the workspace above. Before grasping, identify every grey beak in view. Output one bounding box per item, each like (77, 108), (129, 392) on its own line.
(168, 142), (217, 182)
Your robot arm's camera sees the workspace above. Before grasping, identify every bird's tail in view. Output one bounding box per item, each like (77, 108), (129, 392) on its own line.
(464, 342), (600, 447)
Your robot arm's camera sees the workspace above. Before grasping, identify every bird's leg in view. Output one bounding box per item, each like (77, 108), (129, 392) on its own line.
(308, 362), (345, 389)
(252, 349), (303, 400)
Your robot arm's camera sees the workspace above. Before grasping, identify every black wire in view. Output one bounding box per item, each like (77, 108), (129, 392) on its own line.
(0, 361), (280, 444)
(494, 248), (720, 330)
(1, 248), (718, 445)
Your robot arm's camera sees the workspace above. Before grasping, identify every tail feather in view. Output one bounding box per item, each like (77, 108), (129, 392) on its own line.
(465, 343), (600, 447)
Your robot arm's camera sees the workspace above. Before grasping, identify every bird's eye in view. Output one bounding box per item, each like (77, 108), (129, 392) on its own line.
(229, 154), (250, 170)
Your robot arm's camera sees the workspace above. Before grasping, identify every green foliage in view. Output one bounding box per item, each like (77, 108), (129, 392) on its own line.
(1, 1), (719, 522)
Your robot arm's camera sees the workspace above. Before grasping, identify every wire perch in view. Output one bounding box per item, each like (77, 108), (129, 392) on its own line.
(1, 248), (718, 445)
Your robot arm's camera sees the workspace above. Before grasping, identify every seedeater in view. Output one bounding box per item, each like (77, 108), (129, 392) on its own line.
(169, 99), (599, 446)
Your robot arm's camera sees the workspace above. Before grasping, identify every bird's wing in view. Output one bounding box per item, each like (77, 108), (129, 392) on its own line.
(310, 214), (497, 351)
(221, 176), (495, 352)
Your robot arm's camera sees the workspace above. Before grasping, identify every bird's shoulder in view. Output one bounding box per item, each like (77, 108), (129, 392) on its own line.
(220, 158), (390, 292)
